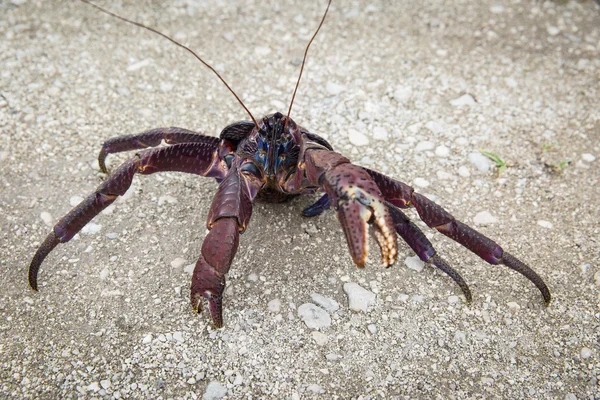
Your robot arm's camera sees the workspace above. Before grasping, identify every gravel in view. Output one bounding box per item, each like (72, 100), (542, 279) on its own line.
(2, 0), (599, 399)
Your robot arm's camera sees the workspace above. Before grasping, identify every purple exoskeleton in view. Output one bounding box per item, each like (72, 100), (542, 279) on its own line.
(28, 0), (550, 328)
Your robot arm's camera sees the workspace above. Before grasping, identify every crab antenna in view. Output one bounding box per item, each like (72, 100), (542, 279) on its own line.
(79, 0), (259, 129)
(286, 0), (332, 127)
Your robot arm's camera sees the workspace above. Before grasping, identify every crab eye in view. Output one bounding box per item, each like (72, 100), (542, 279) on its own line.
(240, 162), (261, 178)
(223, 154), (234, 168)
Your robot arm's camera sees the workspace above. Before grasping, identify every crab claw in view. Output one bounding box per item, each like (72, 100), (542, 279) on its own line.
(191, 257), (226, 328)
(336, 186), (397, 267)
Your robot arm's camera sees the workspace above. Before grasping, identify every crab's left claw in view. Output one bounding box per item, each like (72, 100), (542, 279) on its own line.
(304, 149), (397, 267)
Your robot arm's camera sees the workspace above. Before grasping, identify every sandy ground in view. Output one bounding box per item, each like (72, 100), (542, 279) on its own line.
(1, 0), (599, 399)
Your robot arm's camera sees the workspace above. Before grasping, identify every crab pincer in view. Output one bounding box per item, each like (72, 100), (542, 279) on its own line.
(306, 149), (397, 268)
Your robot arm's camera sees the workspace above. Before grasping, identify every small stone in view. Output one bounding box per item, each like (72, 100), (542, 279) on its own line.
(233, 374), (243, 386)
(310, 294), (339, 312)
(348, 129), (369, 146)
(81, 223), (102, 235)
(458, 166), (471, 177)
(582, 153), (595, 162)
(40, 212), (53, 227)
(187, 377), (196, 385)
(100, 380), (111, 389)
(367, 324), (377, 334)
(307, 384), (324, 394)
(311, 331), (329, 346)
(594, 271), (600, 287)
(415, 141), (435, 152)
(170, 257), (186, 269)
(373, 126), (388, 140)
(326, 81), (345, 95)
(507, 302), (520, 313)
(87, 382), (100, 392)
(435, 145), (450, 157)
(537, 220), (553, 229)
(505, 77), (518, 88)
(581, 347), (593, 359)
(158, 195), (178, 205)
(70, 196), (84, 206)
(298, 304), (331, 329)
(173, 332), (184, 343)
(413, 178), (430, 188)
(490, 4), (504, 13)
(343, 283), (376, 312)
(468, 153), (491, 173)
(203, 382), (227, 400)
(450, 94), (476, 106)
(247, 273), (258, 281)
(267, 298), (281, 313)
(184, 264), (195, 274)
(254, 46), (271, 56)
(565, 394), (577, 400)
(405, 255), (424, 272)
(325, 353), (341, 361)
(393, 86), (413, 103)
(99, 268), (109, 280)
(142, 334), (152, 344)
(448, 295), (459, 304)
(473, 211), (498, 226)
(106, 232), (118, 239)
(547, 26), (560, 36)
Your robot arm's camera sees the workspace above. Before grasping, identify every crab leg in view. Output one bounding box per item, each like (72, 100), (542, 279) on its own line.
(29, 140), (224, 290)
(98, 127), (212, 173)
(302, 149), (397, 267)
(387, 203), (472, 302)
(190, 159), (262, 327)
(365, 168), (551, 304)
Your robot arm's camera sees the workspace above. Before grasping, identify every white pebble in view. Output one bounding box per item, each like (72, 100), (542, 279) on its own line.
(170, 257), (186, 269)
(448, 295), (459, 304)
(297, 303), (331, 329)
(426, 121), (444, 134)
(311, 331), (329, 346)
(393, 86), (413, 103)
(348, 129), (369, 146)
(343, 283), (376, 312)
(404, 255), (424, 273)
(594, 271), (600, 287)
(458, 166), (471, 177)
(415, 141), (435, 152)
(413, 178), (430, 188)
(307, 384), (324, 394)
(87, 382), (100, 392)
(254, 46), (271, 56)
(202, 381), (227, 400)
(490, 4), (504, 13)
(537, 220), (554, 229)
(367, 324), (377, 334)
(435, 145), (450, 157)
(582, 153), (596, 162)
(158, 195), (178, 205)
(142, 334), (152, 344)
(40, 212), (53, 227)
(81, 223), (102, 235)
(373, 126), (388, 140)
(468, 152), (491, 173)
(99, 268), (109, 280)
(507, 302), (520, 313)
(184, 264), (195, 274)
(247, 273), (258, 281)
(70, 196), (84, 206)
(100, 380), (111, 389)
(505, 77), (518, 88)
(473, 211), (498, 226)
(547, 26), (560, 36)
(267, 298), (281, 313)
(565, 394), (577, 400)
(580, 347), (593, 359)
(326, 81), (345, 95)
(173, 331), (184, 343)
(310, 293), (339, 312)
(450, 93), (476, 106)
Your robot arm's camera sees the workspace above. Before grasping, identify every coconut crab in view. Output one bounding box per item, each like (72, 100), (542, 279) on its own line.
(28, 1), (551, 328)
